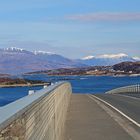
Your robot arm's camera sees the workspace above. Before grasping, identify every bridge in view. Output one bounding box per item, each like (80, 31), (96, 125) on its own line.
(0, 82), (140, 140)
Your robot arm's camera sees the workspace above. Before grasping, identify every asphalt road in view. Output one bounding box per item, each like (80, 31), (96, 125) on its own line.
(118, 93), (140, 98)
(64, 94), (133, 140)
(95, 93), (140, 124)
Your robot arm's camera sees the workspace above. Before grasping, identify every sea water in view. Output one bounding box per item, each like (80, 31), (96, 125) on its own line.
(0, 75), (140, 106)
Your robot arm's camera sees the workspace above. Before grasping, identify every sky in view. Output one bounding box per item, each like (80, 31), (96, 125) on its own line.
(0, 0), (140, 58)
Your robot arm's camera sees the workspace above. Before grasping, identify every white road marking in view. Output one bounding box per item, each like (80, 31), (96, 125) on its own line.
(87, 94), (140, 128)
(87, 94), (140, 140)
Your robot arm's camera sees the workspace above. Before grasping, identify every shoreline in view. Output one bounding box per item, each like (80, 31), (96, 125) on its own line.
(0, 83), (50, 88)
(46, 74), (140, 77)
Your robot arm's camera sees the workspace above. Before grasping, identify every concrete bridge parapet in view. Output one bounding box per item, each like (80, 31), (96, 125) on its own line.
(0, 82), (72, 140)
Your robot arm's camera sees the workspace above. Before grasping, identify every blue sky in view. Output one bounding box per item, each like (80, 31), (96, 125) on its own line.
(0, 0), (140, 58)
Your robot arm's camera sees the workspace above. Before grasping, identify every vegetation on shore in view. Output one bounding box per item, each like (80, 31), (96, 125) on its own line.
(25, 62), (140, 76)
(0, 78), (50, 87)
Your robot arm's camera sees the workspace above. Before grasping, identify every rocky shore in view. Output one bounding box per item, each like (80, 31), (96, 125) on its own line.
(0, 78), (51, 88)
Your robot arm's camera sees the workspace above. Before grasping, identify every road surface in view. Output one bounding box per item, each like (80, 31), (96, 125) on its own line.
(64, 94), (135, 140)
(95, 93), (140, 124)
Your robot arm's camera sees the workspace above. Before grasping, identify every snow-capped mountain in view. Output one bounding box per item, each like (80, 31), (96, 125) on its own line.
(4, 47), (24, 52)
(82, 55), (95, 60)
(0, 47), (33, 55)
(0, 47), (83, 74)
(0, 47), (139, 74)
(34, 50), (55, 55)
(133, 56), (140, 61)
(78, 53), (136, 66)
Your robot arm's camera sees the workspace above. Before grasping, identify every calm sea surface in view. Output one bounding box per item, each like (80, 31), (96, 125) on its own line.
(0, 75), (140, 106)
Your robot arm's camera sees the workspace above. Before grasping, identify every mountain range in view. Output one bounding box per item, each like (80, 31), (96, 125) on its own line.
(0, 47), (83, 74)
(77, 53), (137, 66)
(0, 47), (139, 74)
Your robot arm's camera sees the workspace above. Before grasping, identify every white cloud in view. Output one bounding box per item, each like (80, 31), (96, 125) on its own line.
(66, 12), (140, 22)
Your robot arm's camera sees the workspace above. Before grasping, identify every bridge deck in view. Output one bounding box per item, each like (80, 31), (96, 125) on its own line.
(64, 94), (133, 140)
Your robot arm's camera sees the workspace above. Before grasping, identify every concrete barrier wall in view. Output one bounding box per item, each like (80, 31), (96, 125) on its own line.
(106, 84), (140, 94)
(0, 82), (72, 140)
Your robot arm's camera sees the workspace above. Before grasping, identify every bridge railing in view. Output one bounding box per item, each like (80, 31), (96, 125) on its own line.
(106, 84), (140, 94)
(0, 81), (72, 140)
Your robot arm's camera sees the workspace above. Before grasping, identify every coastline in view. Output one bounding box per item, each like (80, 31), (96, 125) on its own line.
(46, 74), (140, 77)
(0, 83), (50, 88)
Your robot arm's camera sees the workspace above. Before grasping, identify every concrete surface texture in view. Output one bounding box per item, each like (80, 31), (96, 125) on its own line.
(0, 82), (72, 140)
(64, 94), (133, 140)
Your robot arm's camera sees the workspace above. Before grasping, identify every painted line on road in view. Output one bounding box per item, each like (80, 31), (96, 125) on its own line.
(87, 94), (140, 128)
(87, 94), (140, 140)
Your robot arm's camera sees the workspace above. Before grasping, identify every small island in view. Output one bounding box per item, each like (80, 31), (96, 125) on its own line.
(0, 78), (51, 88)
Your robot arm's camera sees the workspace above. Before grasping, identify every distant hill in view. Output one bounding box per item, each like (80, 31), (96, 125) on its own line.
(25, 66), (112, 76)
(0, 47), (84, 74)
(0, 77), (50, 87)
(0, 47), (139, 75)
(113, 61), (140, 73)
(26, 61), (140, 76)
